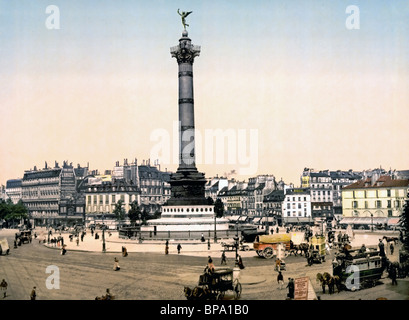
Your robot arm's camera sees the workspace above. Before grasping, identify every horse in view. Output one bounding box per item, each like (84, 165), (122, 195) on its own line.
(383, 236), (398, 244)
(184, 286), (213, 300)
(327, 275), (341, 294)
(289, 241), (309, 256)
(317, 272), (341, 294)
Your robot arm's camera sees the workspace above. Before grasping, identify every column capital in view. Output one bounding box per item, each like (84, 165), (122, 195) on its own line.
(171, 36), (201, 64)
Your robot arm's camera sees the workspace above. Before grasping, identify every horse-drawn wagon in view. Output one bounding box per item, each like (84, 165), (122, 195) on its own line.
(253, 234), (291, 259)
(307, 235), (326, 264)
(184, 267), (242, 300)
(18, 230), (32, 244)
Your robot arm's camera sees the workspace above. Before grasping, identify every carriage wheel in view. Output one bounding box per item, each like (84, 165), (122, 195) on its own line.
(234, 281), (242, 300)
(217, 291), (225, 300)
(263, 247), (274, 259)
(256, 250), (263, 257)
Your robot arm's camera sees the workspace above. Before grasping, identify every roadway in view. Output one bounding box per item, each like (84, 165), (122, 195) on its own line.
(0, 228), (408, 301)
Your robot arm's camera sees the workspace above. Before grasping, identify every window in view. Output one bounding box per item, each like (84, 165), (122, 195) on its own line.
(365, 201), (368, 209)
(388, 210), (393, 217)
(376, 200), (382, 209)
(387, 200), (391, 208)
(352, 201), (358, 208)
(395, 200), (400, 208)
(387, 189), (391, 197)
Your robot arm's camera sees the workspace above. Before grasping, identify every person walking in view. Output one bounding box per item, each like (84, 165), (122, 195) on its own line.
(113, 258), (120, 271)
(221, 251), (227, 265)
(277, 271), (284, 290)
(30, 287), (37, 300)
(0, 279), (7, 298)
(237, 255), (245, 269)
(390, 243), (394, 255)
(165, 240), (169, 255)
(207, 256), (215, 273)
(177, 243), (182, 254)
(286, 278), (294, 299)
(378, 239), (386, 257)
(389, 265), (398, 285)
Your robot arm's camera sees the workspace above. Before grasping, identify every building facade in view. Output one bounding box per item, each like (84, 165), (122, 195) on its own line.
(21, 161), (88, 226)
(282, 187), (312, 224)
(5, 179), (22, 204)
(342, 175), (409, 227)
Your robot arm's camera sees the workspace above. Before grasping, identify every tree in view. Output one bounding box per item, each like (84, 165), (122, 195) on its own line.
(0, 199), (28, 227)
(128, 201), (141, 226)
(214, 198), (224, 218)
(113, 200), (126, 222)
(400, 192), (409, 252)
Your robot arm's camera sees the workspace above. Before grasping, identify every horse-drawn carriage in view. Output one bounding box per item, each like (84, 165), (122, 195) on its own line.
(306, 236), (326, 264)
(18, 230), (32, 244)
(184, 267), (242, 300)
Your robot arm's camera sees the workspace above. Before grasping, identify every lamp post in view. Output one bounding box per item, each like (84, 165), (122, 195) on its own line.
(371, 213), (374, 232)
(214, 212), (217, 244)
(234, 221), (239, 262)
(102, 214), (106, 253)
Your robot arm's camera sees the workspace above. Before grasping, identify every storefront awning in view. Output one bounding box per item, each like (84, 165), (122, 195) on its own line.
(388, 218), (400, 226)
(339, 217), (388, 225)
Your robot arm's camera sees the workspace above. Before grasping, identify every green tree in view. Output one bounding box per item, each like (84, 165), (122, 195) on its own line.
(113, 200), (126, 221)
(0, 199), (28, 226)
(128, 201), (141, 226)
(214, 198), (224, 218)
(400, 192), (409, 252)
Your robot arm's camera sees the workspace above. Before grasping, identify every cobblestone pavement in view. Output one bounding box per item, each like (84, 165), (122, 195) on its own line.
(0, 228), (407, 300)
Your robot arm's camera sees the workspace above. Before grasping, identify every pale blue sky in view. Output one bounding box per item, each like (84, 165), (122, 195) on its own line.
(1, 0), (408, 185)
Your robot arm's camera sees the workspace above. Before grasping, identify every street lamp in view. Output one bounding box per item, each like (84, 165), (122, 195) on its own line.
(234, 221), (239, 262)
(102, 214), (106, 253)
(214, 211), (217, 244)
(371, 213), (374, 232)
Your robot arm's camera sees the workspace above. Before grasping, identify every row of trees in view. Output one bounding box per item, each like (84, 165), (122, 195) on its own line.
(0, 199), (28, 227)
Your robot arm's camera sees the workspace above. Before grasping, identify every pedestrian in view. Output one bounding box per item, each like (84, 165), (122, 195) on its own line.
(378, 239), (385, 257)
(76, 237), (79, 246)
(359, 244), (367, 254)
(207, 256), (215, 273)
(61, 245), (67, 255)
(30, 286), (37, 300)
(390, 243), (394, 255)
(0, 279), (7, 298)
(221, 251), (227, 265)
(177, 243), (182, 254)
(113, 257), (120, 271)
(276, 226), (279, 234)
(201, 234), (205, 242)
(104, 288), (112, 300)
(207, 239), (211, 250)
(389, 265), (398, 285)
(81, 232), (84, 242)
(277, 271), (284, 290)
(237, 255), (245, 269)
(275, 258), (281, 271)
(165, 240), (169, 255)
(286, 278), (294, 299)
